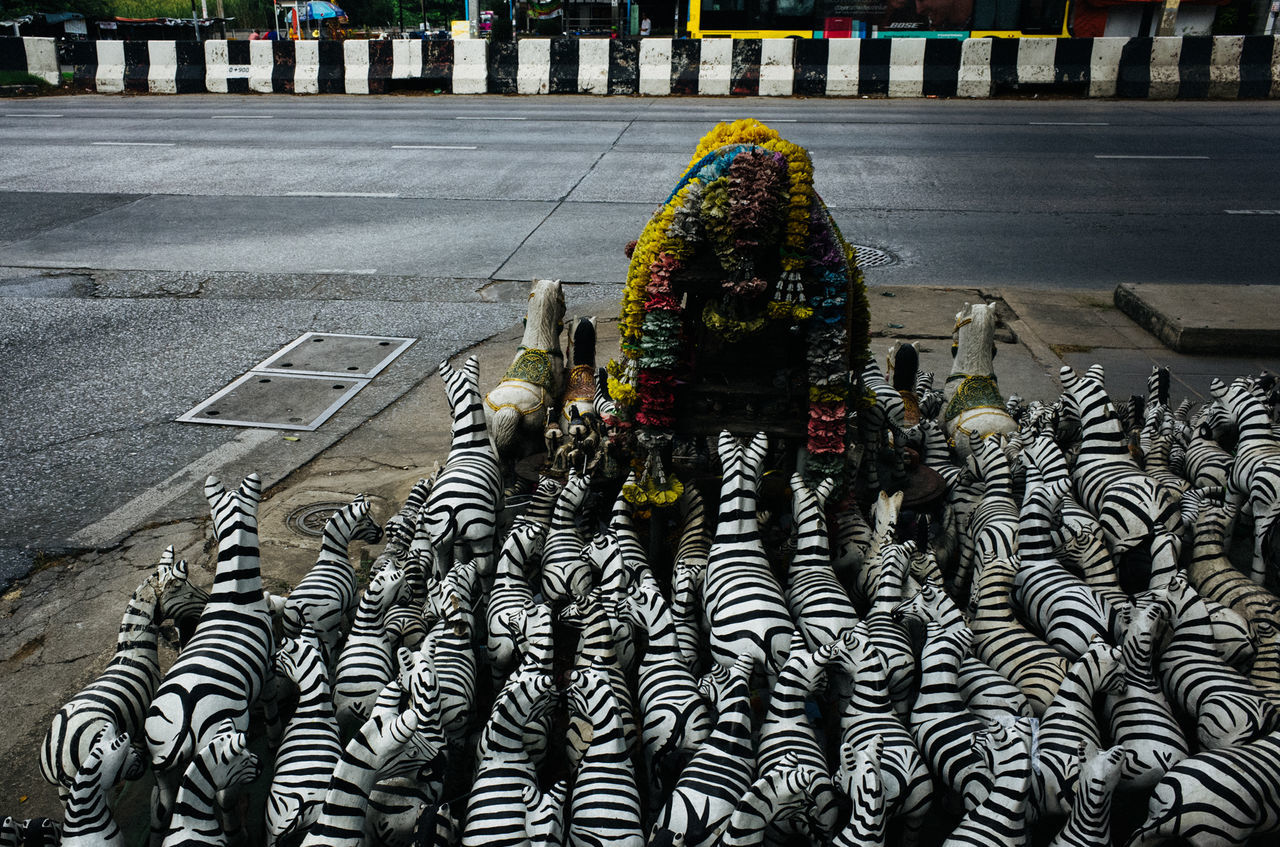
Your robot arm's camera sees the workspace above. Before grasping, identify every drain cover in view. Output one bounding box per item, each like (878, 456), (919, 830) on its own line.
(851, 245), (898, 269)
(177, 371), (369, 431)
(286, 501), (349, 537)
(255, 332), (415, 378)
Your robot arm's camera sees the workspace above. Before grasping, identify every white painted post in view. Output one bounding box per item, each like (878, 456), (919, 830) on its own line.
(1017, 37), (1056, 85)
(1148, 36), (1182, 99)
(344, 39), (370, 94)
(888, 37), (925, 98)
(698, 37), (731, 96)
(147, 40), (178, 94)
(1087, 37), (1126, 98)
(249, 39), (273, 93)
(958, 36), (993, 98)
(452, 37), (487, 94)
(96, 39), (126, 94)
(1209, 35), (1243, 99)
(825, 38), (860, 96)
(578, 37), (610, 94)
(294, 39), (320, 95)
(639, 37), (673, 95)
(203, 38), (228, 94)
(517, 37), (550, 94)
(759, 38), (795, 96)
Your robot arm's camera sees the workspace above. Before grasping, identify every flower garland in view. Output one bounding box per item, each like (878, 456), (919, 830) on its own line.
(612, 119), (870, 496)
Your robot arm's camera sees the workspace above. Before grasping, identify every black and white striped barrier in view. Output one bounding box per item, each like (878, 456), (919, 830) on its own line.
(7, 35), (1280, 98)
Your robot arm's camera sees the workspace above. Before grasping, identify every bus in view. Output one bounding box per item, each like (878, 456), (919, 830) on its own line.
(686, 0), (1072, 38)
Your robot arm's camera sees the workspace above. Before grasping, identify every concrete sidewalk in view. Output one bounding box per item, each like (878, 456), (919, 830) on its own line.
(1, 281), (1278, 819)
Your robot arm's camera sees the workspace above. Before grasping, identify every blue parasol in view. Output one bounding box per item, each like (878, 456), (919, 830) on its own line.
(300, 1), (345, 20)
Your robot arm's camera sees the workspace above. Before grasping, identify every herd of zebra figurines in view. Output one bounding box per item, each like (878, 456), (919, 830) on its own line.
(10, 318), (1280, 847)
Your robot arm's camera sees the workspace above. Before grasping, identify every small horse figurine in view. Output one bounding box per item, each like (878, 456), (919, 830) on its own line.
(944, 302), (1017, 453)
(485, 279), (566, 461)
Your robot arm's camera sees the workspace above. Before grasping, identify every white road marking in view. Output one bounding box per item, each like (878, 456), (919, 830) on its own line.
(455, 116), (526, 120)
(91, 141), (177, 146)
(1095, 154), (1209, 159)
(724, 118), (797, 122)
(1225, 209), (1280, 215)
(212, 114), (274, 119)
(391, 144), (478, 150)
(285, 191), (400, 198)
(311, 268), (378, 274)
(69, 428), (278, 547)
(1030, 121), (1109, 126)
(5, 113), (64, 118)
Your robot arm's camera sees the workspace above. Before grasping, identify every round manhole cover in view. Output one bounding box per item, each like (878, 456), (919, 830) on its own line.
(851, 245), (898, 269)
(285, 502), (348, 538)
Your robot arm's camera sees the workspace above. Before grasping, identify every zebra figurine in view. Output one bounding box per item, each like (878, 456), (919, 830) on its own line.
(59, 730), (144, 847)
(954, 433), (1020, 592)
(1185, 489), (1280, 635)
(650, 654), (756, 847)
(1211, 376), (1280, 585)
(832, 625), (932, 847)
(584, 529), (638, 671)
(160, 720), (261, 847)
(615, 580), (713, 806)
(333, 562), (408, 734)
(562, 590), (638, 766)
(755, 634), (843, 839)
(421, 356), (503, 578)
(540, 470), (592, 604)
(145, 474), (273, 840)
(833, 737), (888, 847)
(421, 562), (479, 748)
(0, 818), (60, 847)
(565, 663), (644, 847)
(1032, 639), (1126, 818)
(1059, 364), (1183, 591)
(718, 755), (835, 847)
(1101, 598), (1187, 789)
(41, 548), (186, 800)
(1155, 572), (1279, 749)
(968, 555), (1067, 715)
(907, 622), (993, 811)
(786, 473), (859, 651)
(1013, 479), (1116, 659)
(281, 494), (384, 665)
(486, 522), (543, 687)
(671, 559), (707, 675)
(941, 719), (1034, 847)
(266, 625), (343, 846)
(704, 431), (793, 684)
(1125, 730), (1280, 847)
(300, 692), (423, 847)
(1047, 744), (1127, 847)
(865, 539), (919, 716)
(460, 667), (558, 847)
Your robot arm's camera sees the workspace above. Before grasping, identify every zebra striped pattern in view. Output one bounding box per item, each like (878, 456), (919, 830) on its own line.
(1125, 731), (1280, 847)
(299, 705), (420, 847)
(566, 664), (644, 847)
(144, 473), (273, 837)
(1048, 745), (1126, 847)
(835, 736), (888, 847)
(1103, 598), (1188, 789)
(266, 625), (342, 846)
(58, 730), (143, 847)
(421, 356), (503, 578)
(41, 563), (164, 798)
(651, 655), (756, 847)
(540, 470), (592, 603)
(423, 562), (479, 746)
(333, 562), (408, 734)
(160, 721), (261, 847)
(282, 494), (383, 664)
(486, 521), (542, 684)
(1212, 377), (1280, 584)
(1060, 364), (1182, 590)
(562, 591), (637, 765)
(704, 431), (794, 681)
(460, 668), (556, 847)
(1155, 573), (1279, 749)
(942, 719), (1033, 847)
(720, 758), (836, 847)
(616, 580), (712, 805)
(1033, 639), (1126, 818)
(786, 473), (859, 651)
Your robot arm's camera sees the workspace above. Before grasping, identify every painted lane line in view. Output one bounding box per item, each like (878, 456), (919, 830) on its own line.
(212, 115), (274, 119)
(92, 141), (176, 146)
(1225, 210), (1280, 215)
(455, 116), (526, 120)
(723, 118), (797, 122)
(285, 191), (400, 198)
(1095, 154), (1209, 159)
(1030, 121), (1109, 126)
(5, 113), (64, 118)
(391, 144), (479, 150)
(311, 268), (378, 274)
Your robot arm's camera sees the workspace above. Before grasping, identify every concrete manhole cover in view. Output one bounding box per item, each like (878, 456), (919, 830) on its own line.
(285, 502), (348, 538)
(177, 371), (369, 431)
(852, 245), (898, 269)
(256, 332), (416, 379)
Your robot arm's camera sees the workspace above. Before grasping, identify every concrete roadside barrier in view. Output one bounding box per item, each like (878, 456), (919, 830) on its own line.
(887, 37), (925, 98)
(698, 36), (731, 96)
(16, 36), (59, 85)
(453, 37), (487, 94)
(345, 39), (370, 94)
(577, 37), (609, 94)
(958, 37), (993, 97)
(759, 38), (794, 95)
(249, 39), (273, 93)
(1087, 37), (1126, 97)
(295, 39), (320, 94)
(96, 39), (126, 93)
(518, 37), (549, 94)
(639, 37), (671, 95)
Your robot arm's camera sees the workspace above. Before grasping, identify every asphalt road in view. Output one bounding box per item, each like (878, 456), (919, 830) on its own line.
(1, 95), (1279, 585)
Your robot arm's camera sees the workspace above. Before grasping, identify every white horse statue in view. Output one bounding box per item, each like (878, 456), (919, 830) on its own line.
(485, 279), (566, 461)
(943, 302), (1017, 451)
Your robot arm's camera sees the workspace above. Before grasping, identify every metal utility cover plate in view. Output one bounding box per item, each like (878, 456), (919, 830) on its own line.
(254, 332), (415, 378)
(177, 372), (370, 431)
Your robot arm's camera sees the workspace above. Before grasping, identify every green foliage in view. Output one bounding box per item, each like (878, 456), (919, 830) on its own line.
(0, 69), (52, 86)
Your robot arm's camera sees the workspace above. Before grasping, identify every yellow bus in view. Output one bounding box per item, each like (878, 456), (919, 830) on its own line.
(685, 0), (1072, 38)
